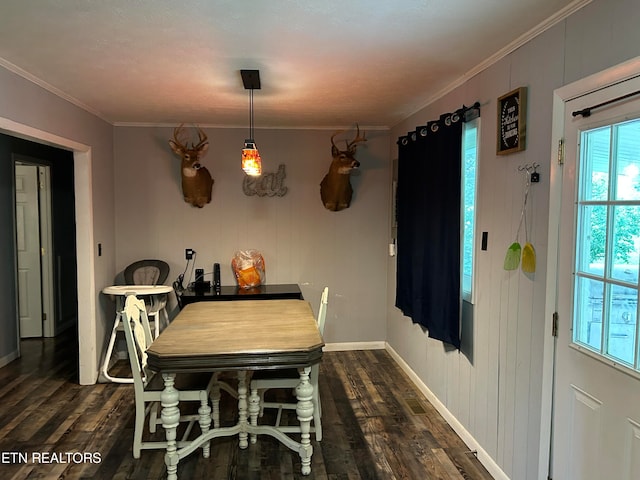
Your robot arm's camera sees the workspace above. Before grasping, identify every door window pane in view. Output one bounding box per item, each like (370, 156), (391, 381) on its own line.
(574, 117), (640, 371)
(614, 121), (640, 201)
(576, 204), (607, 275)
(607, 284), (637, 365)
(580, 126), (610, 201)
(574, 276), (603, 350)
(611, 205), (640, 284)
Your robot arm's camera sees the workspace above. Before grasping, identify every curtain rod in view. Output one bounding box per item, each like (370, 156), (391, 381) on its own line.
(427, 102), (481, 123)
(396, 102), (480, 145)
(462, 101), (481, 114)
(572, 89), (640, 118)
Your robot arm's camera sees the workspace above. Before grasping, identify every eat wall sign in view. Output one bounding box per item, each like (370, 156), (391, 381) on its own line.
(497, 87), (527, 155)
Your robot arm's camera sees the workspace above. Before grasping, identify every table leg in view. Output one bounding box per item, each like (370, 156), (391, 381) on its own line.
(237, 370), (249, 449)
(248, 381), (260, 444)
(161, 373), (181, 480)
(210, 372), (221, 429)
(295, 366), (314, 475)
(198, 390), (212, 458)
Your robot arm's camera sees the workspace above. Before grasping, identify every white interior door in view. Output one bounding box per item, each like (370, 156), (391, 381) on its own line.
(552, 76), (640, 480)
(15, 163), (43, 338)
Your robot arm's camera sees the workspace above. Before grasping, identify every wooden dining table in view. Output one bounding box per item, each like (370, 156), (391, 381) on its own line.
(146, 299), (324, 479)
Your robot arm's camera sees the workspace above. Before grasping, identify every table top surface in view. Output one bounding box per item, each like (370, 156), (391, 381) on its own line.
(146, 299), (324, 372)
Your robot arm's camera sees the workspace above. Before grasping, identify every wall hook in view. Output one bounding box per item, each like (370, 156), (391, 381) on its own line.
(530, 163), (540, 182)
(518, 163), (541, 182)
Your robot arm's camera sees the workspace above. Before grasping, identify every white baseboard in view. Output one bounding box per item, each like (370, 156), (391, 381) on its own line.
(384, 343), (510, 480)
(0, 350), (19, 369)
(323, 341), (386, 351)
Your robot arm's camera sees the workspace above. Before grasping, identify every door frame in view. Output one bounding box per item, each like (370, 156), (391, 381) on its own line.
(38, 165), (55, 337)
(0, 117), (97, 385)
(541, 55), (640, 479)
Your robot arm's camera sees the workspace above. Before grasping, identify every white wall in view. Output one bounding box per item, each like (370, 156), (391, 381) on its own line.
(113, 126), (391, 343)
(386, 0), (640, 479)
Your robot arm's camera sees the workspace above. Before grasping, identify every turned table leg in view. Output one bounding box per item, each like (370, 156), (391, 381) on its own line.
(237, 370), (249, 449)
(295, 366), (314, 475)
(198, 390), (212, 458)
(210, 372), (221, 429)
(161, 373), (181, 480)
(248, 382), (261, 444)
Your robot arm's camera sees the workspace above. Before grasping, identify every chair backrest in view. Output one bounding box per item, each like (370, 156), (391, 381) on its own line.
(124, 259), (170, 286)
(317, 287), (329, 335)
(310, 287), (329, 388)
(122, 294), (155, 389)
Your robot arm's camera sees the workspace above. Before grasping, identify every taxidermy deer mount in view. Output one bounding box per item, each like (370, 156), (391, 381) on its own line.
(169, 124), (214, 208)
(320, 124), (367, 211)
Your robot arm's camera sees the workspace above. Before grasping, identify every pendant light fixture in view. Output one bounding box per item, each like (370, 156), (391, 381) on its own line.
(241, 69), (262, 176)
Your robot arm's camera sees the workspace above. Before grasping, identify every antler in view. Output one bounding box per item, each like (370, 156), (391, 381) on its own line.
(194, 126), (208, 150)
(345, 124), (366, 153)
(330, 125), (367, 153)
(172, 124), (208, 150)
(172, 124), (188, 150)
(330, 130), (345, 151)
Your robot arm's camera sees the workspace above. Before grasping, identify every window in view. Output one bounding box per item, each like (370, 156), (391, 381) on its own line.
(461, 117), (479, 303)
(573, 117), (640, 371)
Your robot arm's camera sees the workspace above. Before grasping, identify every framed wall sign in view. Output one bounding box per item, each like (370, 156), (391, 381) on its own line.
(497, 87), (527, 155)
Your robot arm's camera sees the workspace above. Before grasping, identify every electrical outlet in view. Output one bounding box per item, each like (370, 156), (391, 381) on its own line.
(185, 248), (194, 260)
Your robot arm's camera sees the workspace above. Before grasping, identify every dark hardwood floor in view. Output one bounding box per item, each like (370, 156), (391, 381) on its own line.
(0, 332), (493, 480)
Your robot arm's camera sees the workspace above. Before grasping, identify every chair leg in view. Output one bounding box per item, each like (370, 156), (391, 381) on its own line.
(149, 401), (159, 433)
(313, 392), (322, 441)
(133, 400), (146, 459)
(101, 312), (133, 384)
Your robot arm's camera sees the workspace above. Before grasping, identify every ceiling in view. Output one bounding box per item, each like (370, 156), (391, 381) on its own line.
(0, 0), (585, 129)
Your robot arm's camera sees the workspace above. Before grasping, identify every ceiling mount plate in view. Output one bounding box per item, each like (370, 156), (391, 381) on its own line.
(241, 70), (261, 90)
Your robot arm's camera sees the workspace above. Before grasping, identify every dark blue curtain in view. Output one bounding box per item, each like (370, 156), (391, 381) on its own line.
(395, 111), (464, 348)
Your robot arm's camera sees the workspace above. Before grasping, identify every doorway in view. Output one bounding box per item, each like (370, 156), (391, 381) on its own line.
(6, 137), (78, 344)
(0, 120), (95, 385)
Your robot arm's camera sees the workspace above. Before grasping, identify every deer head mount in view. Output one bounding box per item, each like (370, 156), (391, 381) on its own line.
(169, 124), (214, 208)
(320, 125), (367, 211)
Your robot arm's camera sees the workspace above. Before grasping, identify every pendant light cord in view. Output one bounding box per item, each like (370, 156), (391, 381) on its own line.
(249, 88), (254, 140)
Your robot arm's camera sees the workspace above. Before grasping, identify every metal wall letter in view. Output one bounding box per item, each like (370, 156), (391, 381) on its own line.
(242, 164), (288, 197)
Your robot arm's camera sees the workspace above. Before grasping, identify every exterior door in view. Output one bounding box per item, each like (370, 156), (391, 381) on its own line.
(15, 163), (43, 338)
(552, 76), (640, 479)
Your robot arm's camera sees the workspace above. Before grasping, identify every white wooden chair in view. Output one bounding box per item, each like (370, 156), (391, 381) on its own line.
(249, 287), (328, 441)
(122, 293), (219, 458)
